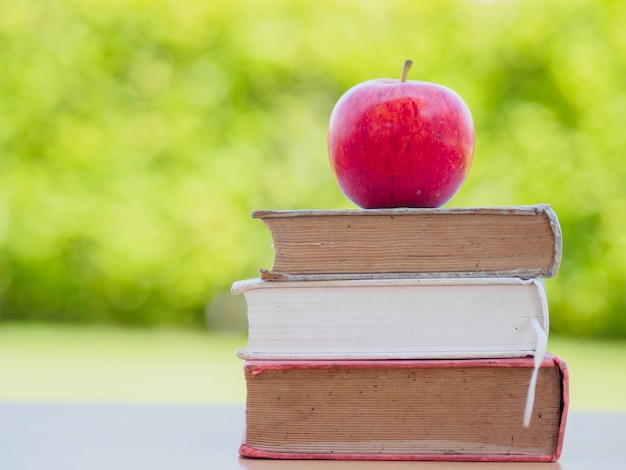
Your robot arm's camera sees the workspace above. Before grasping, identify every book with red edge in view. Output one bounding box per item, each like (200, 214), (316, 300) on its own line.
(239, 355), (569, 462)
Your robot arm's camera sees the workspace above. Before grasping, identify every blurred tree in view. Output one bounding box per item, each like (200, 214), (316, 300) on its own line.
(0, 0), (624, 336)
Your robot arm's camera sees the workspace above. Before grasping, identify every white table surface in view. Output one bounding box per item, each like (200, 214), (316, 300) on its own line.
(1, 403), (624, 470)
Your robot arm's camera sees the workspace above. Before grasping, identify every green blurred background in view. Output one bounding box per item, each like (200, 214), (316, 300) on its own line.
(1, 0), (625, 407)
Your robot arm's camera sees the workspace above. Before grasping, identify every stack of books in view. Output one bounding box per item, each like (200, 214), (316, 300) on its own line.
(232, 204), (569, 462)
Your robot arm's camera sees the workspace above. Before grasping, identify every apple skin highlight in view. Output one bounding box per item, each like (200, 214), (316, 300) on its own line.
(328, 67), (475, 209)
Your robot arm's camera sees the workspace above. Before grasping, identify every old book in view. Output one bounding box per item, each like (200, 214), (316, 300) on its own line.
(232, 277), (549, 360)
(240, 355), (569, 462)
(253, 204), (562, 280)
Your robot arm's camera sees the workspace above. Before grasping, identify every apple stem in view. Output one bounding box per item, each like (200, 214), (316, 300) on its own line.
(401, 60), (413, 82)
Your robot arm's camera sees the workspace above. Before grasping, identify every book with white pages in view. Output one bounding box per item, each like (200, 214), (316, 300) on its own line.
(232, 277), (549, 361)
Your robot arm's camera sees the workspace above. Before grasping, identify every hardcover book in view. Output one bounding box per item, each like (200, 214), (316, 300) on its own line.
(252, 204), (562, 280)
(232, 277), (549, 360)
(240, 355), (569, 462)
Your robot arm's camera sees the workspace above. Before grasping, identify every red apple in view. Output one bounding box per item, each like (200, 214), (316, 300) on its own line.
(328, 60), (475, 208)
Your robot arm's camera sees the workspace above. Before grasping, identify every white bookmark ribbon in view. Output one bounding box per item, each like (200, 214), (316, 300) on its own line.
(523, 316), (548, 427)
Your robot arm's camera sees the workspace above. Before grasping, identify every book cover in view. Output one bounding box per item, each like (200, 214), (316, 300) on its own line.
(240, 355), (569, 462)
(253, 204), (562, 280)
(233, 277), (549, 360)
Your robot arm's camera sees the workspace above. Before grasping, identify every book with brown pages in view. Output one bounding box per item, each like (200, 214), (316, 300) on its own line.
(252, 204), (562, 280)
(232, 277), (549, 360)
(240, 355), (569, 462)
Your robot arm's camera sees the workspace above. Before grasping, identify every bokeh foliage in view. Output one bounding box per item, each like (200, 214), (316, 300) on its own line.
(0, 0), (625, 336)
